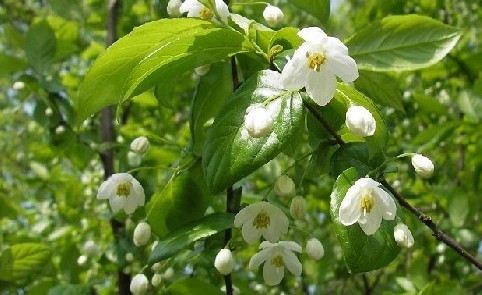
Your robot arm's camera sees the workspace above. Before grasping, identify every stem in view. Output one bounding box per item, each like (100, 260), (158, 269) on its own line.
(362, 274), (371, 295)
(223, 186), (234, 295)
(380, 179), (482, 271)
(303, 99), (344, 146)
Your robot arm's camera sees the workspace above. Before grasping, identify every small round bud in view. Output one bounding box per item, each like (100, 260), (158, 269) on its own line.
(167, 0), (182, 17)
(163, 267), (174, 280)
(274, 175), (295, 197)
(306, 238), (324, 260)
(45, 107), (53, 117)
(290, 196), (307, 220)
(263, 5), (284, 27)
(130, 136), (150, 155)
(244, 107), (275, 138)
(151, 273), (162, 287)
(394, 223), (414, 248)
(130, 274), (149, 295)
(411, 154), (434, 178)
(83, 240), (100, 256)
(345, 106), (376, 137)
(194, 64), (211, 76)
(77, 255), (87, 265)
(214, 248), (234, 275)
(55, 125), (65, 135)
(127, 151), (142, 167)
(151, 262), (161, 272)
(133, 222), (151, 247)
(13, 81), (25, 90)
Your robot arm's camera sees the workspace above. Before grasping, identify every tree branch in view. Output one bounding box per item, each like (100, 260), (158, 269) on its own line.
(303, 100), (345, 146)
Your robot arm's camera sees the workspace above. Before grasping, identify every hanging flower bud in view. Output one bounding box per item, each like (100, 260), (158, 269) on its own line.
(194, 64), (211, 76)
(411, 154), (434, 178)
(214, 248), (234, 275)
(133, 222), (151, 247)
(289, 196), (306, 220)
(263, 5), (284, 27)
(274, 175), (295, 197)
(83, 240), (100, 256)
(306, 238), (324, 260)
(130, 136), (150, 155)
(167, 0), (182, 17)
(130, 274), (149, 295)
(45, 107), (53, 117)
(244, 107), (275, 138)
(394, 223), (414, 248)
(151, 273), (162, 288)
(13, 81), (25, 90)
(345, 106), (376, 137)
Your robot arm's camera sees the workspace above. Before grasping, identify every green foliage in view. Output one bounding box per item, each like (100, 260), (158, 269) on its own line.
(0, 243), (52, 282)
(25, 21), (56, 74)
(165, 278), (224, 295)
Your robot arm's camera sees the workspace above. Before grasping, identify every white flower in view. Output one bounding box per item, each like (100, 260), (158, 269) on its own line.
(394, 223), (414, 248)
(411, 154), (434, 178)
(244, 107), (275, 138)
(194, 64), (210, 76)
(263, 5), (284, 27)
(133, 222), (151, 247)
(151, 273), (162, 287)
(305, 238), (324, 260)
(151, 262), (161, 271)
(45, 107), (53, 117)
(179, 0), (229, 23)
(339, 178), (396, 235)
(281, 27), (359, 106)
(77, 255), (87, 265)
(345, 106), (376, 137)
(13, 81), (25, 90)
(130, 136), (149, 155)
(234, 202), (289, 245)
(55, 125), (65, 135)
(167, 0), (182, 17)
(214, 248), (234, 275)
(130, 274), (149, 295)
(274, 175), (295, 197)
(97, 173), (145, 214)
(83, 240), (100, 256)
(289, 196), (306, 220)
(249, 241), (302, 286)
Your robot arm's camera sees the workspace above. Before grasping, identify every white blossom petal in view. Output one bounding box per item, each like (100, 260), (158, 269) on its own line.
(283, 249), (302, 276)
(375, 187), (396, 220)
(297, 27), (327, 44)
(305, 69), (336, 106)
(241, 217), (260, 245)
(263, 260), (284, 286)
(280, 49), (309, 90)
(278, 241), (302, 253)
(359, 213), (383, 235)
(109, 195), (125, 213)
(325, 54), (359, 82)
(324, 36), (349, 56)
(97, 179), (116, 200)
(248, 248), (271, 269)
(339, 186), (363, 225)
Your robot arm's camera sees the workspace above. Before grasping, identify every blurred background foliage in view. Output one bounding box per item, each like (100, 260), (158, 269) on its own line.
(0, 0), (481, 294)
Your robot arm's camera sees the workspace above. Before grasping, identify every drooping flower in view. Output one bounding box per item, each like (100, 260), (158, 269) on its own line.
(345, 105), (376, 137)
(244, 107), (275, 138)
(179, 0), (229, 23)
(306, 238), (324, 260)
(234, 202), (289, 244)
(167, 0), (183, 17)
(339, 178), (396, 235)
(274, 175), (296, 197)
(411, 154), (434, 178)
(130, 136), (150, 155)
(289, 196), (306, 220)
(281, 27), (358, 106)
(263, 5), (284, 27)
(214, 248), (234, 275)
(151, 273), (163, 288)
(130, 274), (148, 295)
(249, 241), (302, 286)
(394, 223), (414, 248)
(97, 173), (145, 214)
(133, 222), (151, 247)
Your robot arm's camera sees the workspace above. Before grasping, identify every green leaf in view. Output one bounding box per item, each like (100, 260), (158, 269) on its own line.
(0, 243), (52, 281)
(165, 278), (224, 295)
(149, 213), (234, 264)
(48, 284), (91, 295)
(190, 62), (232, 156)
(147, 160), (211, 237)
(25, 21), (56, 74)
(330, 168), (400, 273)
(449, 194), (468, 228)
(347, 15), (461, 71)
(202, 70), (304, 193)
(77, 18), (251, 122)
(269, 27), (302, 50)
(330, 142), (385, 177)
(289, 0), (330, 24)
(355, 71), (404, 111)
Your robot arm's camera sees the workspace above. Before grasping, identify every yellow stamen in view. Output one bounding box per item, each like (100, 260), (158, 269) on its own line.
(306, 52), (326, 72)
(117, 182), (130, 197)
(252, 211), (270, 229)
(271, 255), (284, 267)
(360, 193), (374, 214)
(200, 7), (213, 20)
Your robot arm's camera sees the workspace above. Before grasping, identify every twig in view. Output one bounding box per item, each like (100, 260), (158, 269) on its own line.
(223, 186), (234, 295)
(302, 100), (345, 146)
(362, 274), (371, 295)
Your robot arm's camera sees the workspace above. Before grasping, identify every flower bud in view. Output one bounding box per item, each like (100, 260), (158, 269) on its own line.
(167, 0), (182, 17)
(130, 136), (150, 155)
(55, 125), (65, 135)
(394, 223), (414, 248)
(13, 81), (25, 90)
(45, 107), (53, 117)
(83, 240), (100, 256)
(345, 106), (376, 137)
(214, 248), (234, 275)
(290, 196), (307, 220)
(274, 175), (295, 197)
(126, 252), (134, 262)
(127, 151), (142, 167)
(77, 255), (87, 265)
(306, 238), (324, 260)
(151, 273), (162, 287)
(263, 5), (284, 27)
(151, 262), (161, 272)
(194, 64), (210, 76)
(411, 154), (434, 178)
(130, 274), (149, 295)
(133, 222), (151, 247)
(244, 107), (275, 138)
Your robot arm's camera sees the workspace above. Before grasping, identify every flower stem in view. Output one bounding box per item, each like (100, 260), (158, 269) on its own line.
(302, 99), (345, 146)
(224, 186), (234, 295)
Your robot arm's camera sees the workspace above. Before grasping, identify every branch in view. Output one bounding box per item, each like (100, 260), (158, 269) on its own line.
(302, 100), (345, 146)
(223, 186), (234, 295)
(380, 179), (482, 271)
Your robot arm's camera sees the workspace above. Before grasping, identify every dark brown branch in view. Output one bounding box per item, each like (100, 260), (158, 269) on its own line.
(362, 274), (371, 295)
(380, 179), (482, 271)
(223, 186), (234, 295)
(303, 100), (345, 146)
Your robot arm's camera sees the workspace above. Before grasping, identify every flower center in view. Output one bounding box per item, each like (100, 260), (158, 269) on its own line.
(252, 211), (270, 229)
(200, 7), (214, 20)
(271, 255), (284, 267)
(117, 182), (130, 197)
(306, 52), (326, 72)
(360, 193), (374, 214)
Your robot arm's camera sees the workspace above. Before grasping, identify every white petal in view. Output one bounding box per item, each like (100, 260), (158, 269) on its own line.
(282, 249), (302, 276)
(278, 241), (302, 253)
(109, 195), (125, 213)
(214, 0), (230, 22)
(233, 205), (251, 228)
(305, 69), (337, 106)
(263, 206), (289, 242)
(249, 248), (272, 269)
(359, 208), (383, 235)
(97, 178), (116, 200)
(339, 184), (362, 225)
(355, 177), (380, 189)
(131, 178), (145, 206)
(242, 220), (260, 245)
(374, 187), (397, 220)
(326, 54), (359, 82)
(263, 260), (284, 286)
(280, 48), (309, 90)
(297, 27), (327, 44)
(123, 194), (139, 214)
(324, 36), (349, 56)
(259, 241), (275, 249)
